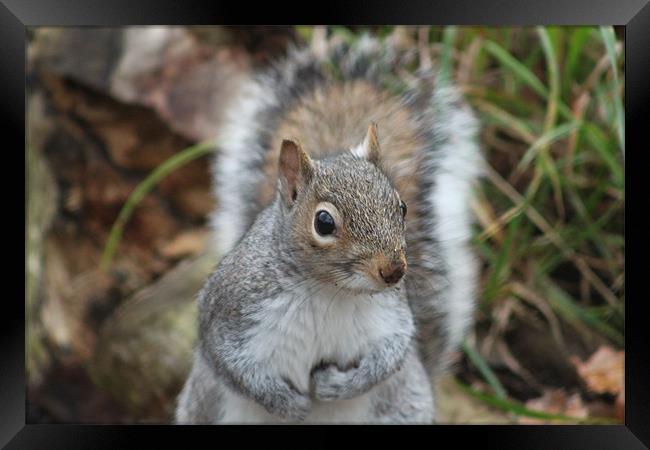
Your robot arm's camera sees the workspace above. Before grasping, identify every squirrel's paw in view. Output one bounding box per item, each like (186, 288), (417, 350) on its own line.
(311, 365), (362, 402)
(264, 382), (312, 422)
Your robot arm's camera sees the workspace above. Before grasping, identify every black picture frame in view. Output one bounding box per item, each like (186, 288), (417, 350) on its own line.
(6, 0), (649, 448)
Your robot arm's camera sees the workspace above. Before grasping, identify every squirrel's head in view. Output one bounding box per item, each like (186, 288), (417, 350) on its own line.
(277, 123), (407, 293)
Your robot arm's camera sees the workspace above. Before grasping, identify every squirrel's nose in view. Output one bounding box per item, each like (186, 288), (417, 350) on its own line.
(379, 261), (406, 285)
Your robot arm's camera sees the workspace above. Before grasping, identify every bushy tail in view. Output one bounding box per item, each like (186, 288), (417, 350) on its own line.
(318, 31), (483, 376)
(407, 73), (483, 377)
(210, 30), (483, 378)
(209, 31), (413, 256)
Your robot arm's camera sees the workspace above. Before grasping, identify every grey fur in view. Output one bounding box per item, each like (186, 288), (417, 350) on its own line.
(177, 153), (428, 423)
(311, 332), (412, 402)
(198, 204), (311, 421)
(177, 34), (481, 424)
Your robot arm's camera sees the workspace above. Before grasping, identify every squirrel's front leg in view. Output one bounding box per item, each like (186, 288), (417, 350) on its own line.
(200, 339), (311, 421)
(227, 366), (312, 421)
(311, 332), (412, 402)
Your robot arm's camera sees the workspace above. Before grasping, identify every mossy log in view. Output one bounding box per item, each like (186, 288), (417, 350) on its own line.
(88, 250), (216, 421)
(26, 93), (59, 386)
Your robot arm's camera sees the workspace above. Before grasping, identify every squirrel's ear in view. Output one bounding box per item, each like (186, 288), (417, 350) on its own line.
(352, 122), (381, 165)
(279, 138), (314, 206)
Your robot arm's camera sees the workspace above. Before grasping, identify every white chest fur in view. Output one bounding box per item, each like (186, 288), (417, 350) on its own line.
(220, 286), (408, 423)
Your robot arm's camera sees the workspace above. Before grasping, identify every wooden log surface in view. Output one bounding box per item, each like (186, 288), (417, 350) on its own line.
(88, 250), (216, 421)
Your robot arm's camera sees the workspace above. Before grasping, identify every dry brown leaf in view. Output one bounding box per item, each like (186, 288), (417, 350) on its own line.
(519, 389), (588, 424)
(570, 346), (624, 395)
(615, 385), (625, 421)
(160, 228), (209, 259)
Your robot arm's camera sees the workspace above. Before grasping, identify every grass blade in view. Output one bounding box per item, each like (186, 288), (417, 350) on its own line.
(517, 122), (580, 172)
(537, 27), (561, 133)
(462, 341), (508, 399)
(455, 379), (620, 424)
(482, 33), (623, 186)
(599, 26), (625, 155)
(581, 122), (624, 186)
(564, 28), (591, 96)
(483, 211), (524, 303)
(536, 26), (564, 215)
(471, 98), (537, 144)
(440, 26), (458, 82)
(540, 275), (624, 346)
(482, 39), (548, 98)
(100, 140), (217, 271)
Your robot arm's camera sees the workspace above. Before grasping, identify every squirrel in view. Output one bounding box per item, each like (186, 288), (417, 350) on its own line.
(175, 34), (481, 424)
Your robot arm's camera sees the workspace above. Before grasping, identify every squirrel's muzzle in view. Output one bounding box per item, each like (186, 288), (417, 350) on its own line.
(379, 260), (406, 285)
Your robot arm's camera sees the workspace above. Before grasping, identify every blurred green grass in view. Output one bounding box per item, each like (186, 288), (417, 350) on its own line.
(434, 25), (624, 422)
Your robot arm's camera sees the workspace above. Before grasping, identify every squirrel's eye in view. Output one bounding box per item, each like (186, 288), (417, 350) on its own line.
(315, 210), (336, 236)
(400, 201), (407, 218)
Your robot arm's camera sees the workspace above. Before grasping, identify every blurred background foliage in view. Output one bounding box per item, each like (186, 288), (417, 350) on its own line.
(26, 26), (624, 424)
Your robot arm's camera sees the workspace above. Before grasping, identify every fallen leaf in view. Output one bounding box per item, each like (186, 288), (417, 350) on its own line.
(615, 385), (625, 421)
(160, 228), (209, 259)
(519, 389), (588, 424)
(570, 346), (624, 395)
